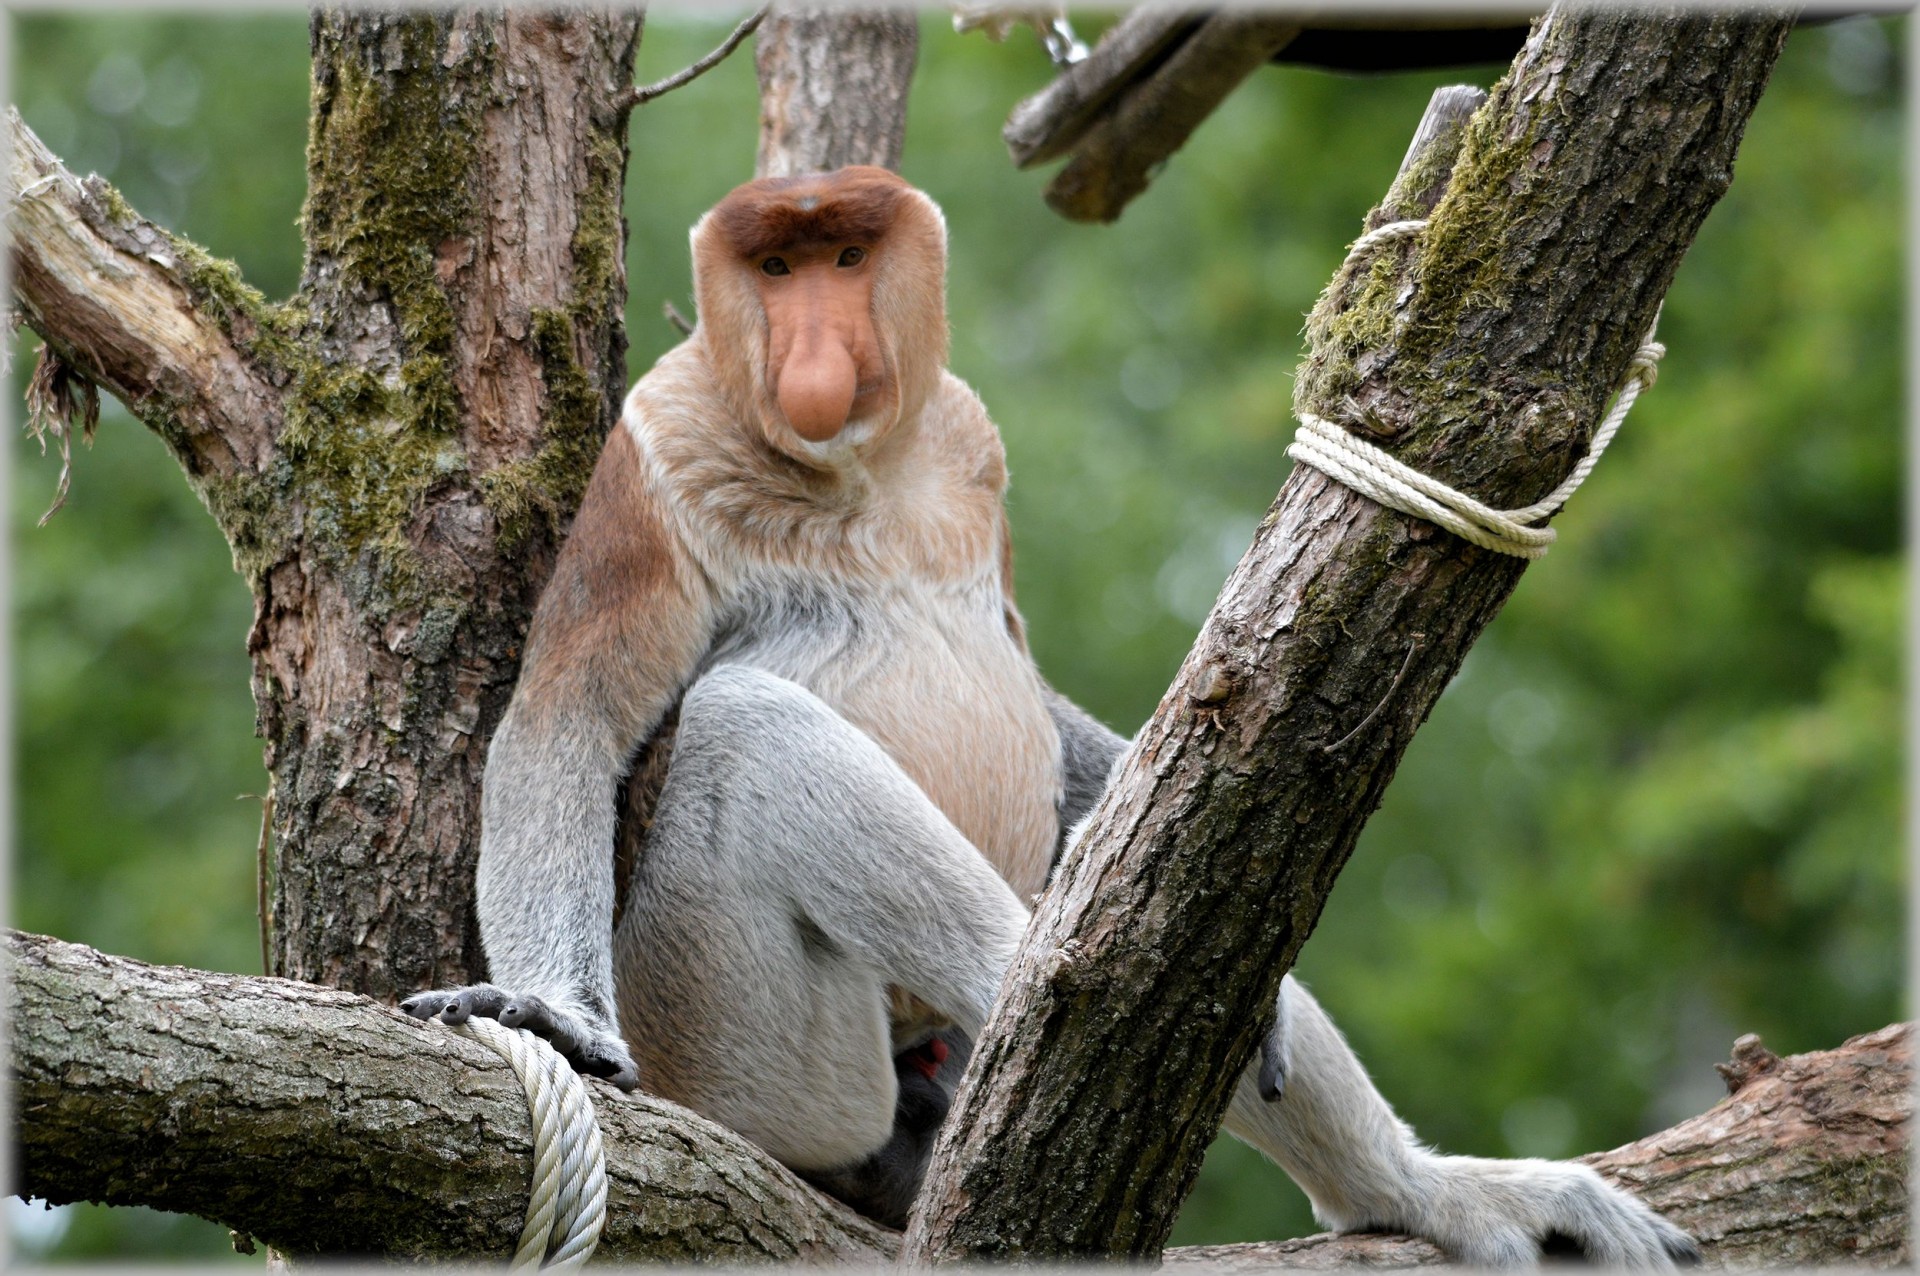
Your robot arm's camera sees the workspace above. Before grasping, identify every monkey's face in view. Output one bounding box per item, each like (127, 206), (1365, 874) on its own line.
(692, 167), (949, 465)
(751, 238), (890, 446)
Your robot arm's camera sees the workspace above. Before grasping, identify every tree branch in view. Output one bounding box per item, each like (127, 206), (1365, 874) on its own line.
(1024, 11), (1304, 224)
(6, 108), (286, 483)
(904, 10), (1796, 1260)
(11, 930), (1904, 1265)
(7, 931), (892, 1263)
(753, 4), (918, 177)
(622, 7), (768, 110)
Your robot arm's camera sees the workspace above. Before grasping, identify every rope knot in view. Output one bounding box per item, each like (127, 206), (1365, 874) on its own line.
(1630, 341), (1666, 386)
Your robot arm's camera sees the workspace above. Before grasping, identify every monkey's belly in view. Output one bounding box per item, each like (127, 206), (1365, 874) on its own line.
(729, 601), (1062, 899)
(840, 663), (1061, 901)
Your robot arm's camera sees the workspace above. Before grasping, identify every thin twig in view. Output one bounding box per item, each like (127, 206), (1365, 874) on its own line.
(247, 784), (275, 976)
(622, 7), (769, 110)
(1322, 635), (1423, 753)
(663, 301), (695, 336)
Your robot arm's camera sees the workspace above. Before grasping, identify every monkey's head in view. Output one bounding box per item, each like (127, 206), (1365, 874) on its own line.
(691, 166), (949, 464)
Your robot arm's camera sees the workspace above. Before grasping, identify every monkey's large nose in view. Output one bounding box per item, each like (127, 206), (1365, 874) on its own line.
(777, 336), (858, 442)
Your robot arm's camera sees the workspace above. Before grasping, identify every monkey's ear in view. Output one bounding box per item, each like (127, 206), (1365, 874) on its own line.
(865, 187), (952, 415)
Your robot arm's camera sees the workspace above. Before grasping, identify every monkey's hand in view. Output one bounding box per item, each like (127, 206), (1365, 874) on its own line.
(1392, 1153), (1700, 1268)
(401, 984), (641, 1092)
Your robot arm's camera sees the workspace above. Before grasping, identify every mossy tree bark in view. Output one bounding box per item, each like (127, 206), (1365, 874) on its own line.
(904, 9), (1796, 1261)
(10, 9), (642, 998)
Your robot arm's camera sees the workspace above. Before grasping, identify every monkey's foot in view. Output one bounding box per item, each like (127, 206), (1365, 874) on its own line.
(1388, 1154), (1700, 1268)
(401, 983), (641, 1091)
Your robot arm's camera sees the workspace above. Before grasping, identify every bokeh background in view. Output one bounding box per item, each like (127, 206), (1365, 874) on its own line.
(9, 10), (1903, 1261)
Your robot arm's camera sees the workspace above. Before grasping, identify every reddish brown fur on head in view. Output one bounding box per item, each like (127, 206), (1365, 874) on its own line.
(690, 167), (949, 461)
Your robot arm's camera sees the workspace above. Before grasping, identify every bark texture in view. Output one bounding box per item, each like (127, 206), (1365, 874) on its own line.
(754, 5), (918, 178)
(8, 931), (892, 1263)
(12, 931), (1904, 1268)
(8, 10), (643, 999)
(904, 11), (1795, 1262)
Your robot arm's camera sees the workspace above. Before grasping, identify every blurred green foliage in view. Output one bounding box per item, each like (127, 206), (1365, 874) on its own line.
(10, 11), (1901, 1262)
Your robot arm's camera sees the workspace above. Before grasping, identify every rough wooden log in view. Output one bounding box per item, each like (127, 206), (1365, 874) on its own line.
(903, 10), (1795, 1262)
(1173, 1024), (1912, 1270)
(11, 931), (1903, 1266)
(7, 931), (893, 1263)
(754, 5), (918, 177)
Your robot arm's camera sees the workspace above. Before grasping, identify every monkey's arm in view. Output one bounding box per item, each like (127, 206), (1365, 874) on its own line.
(1042, 685), (1128, 847)
(404, 426), (715, 1088)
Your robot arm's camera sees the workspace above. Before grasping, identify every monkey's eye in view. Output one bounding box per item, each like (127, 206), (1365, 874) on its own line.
(761, 257), (790, 277)
(837, 246), (867, 268)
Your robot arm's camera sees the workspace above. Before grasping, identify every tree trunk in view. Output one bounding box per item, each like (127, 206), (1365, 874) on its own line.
(904, 9), (1794, 1261)
(754, 5), (918, 178)
(267, 11), (639, 995)
(9, 9), (642, 999)
(12, 931), (1905, 1267)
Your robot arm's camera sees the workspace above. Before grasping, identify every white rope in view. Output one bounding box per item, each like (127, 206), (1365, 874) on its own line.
(1287, 218), (1665, 559)
(456, 1017), (609, 1271)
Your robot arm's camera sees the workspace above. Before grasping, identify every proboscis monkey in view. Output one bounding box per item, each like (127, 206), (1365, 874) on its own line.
(406, 168), (1696, 1265)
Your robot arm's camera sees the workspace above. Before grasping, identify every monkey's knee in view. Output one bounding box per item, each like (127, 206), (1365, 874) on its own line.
(676, 664), (843, 758)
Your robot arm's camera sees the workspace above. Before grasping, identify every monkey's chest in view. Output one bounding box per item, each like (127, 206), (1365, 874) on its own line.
(719, 584), (1062, 899)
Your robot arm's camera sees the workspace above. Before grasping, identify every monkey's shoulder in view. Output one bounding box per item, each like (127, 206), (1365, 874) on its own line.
(914, 370), (1011, 493)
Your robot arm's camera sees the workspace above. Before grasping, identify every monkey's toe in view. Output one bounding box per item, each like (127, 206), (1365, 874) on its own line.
(497, 997), (639, 1090)
(440, 984), (512, 1025)
(496, 993), (555, 1034)
(400, 983), (513, 1025)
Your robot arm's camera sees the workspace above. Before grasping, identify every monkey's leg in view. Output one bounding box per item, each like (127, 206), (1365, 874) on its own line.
(612, 664), (1028, 1174)
(1222, 977), (1699, 1268)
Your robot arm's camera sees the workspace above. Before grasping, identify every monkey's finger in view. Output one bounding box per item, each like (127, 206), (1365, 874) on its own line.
(581, 1049), (641, 1092)
(439, 984), (513, 1025)
(400, 990), (456, 1020)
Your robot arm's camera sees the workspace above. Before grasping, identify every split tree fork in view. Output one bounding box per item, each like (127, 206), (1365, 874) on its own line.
(6, 5), (1905, 1266)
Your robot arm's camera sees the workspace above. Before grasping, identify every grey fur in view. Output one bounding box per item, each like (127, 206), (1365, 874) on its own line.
(1225, 979), (1700, 1267)
(609, 666), (1026, 1172)
(413, 663), (1692, 1264)
(1045, 686), (1127, 860)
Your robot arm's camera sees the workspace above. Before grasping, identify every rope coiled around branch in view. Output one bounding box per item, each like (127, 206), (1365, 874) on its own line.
(1287, 218), (1664, 560)
(456, 1016), (609, 1271)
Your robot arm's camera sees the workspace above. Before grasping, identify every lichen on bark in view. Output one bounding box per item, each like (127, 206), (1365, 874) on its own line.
(481, 309), (607, 551)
